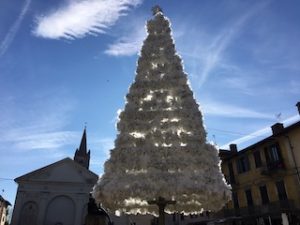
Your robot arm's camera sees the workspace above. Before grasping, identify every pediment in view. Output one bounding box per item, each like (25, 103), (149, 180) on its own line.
(15, 158), (98, 184)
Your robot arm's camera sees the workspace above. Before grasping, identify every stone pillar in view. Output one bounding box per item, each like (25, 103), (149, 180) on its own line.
(37, 192), (49, 225)
(74, 193), (87, 225)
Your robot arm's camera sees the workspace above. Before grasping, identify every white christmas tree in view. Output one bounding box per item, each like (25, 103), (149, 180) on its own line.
(94, 6), (231, 218)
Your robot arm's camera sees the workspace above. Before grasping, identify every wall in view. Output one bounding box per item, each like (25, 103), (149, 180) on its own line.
(221, 123), (300, 212)
(11, 182), (91, 225)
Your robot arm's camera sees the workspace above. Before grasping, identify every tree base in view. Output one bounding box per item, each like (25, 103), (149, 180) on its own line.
(148, 197), (176, 225)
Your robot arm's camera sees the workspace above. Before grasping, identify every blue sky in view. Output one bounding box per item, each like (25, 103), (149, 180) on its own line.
(0, 0), (300, 206)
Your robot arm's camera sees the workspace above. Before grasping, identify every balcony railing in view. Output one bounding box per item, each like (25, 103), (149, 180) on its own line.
(261, 160), (285, 175)
(222, 200), (296, 217)
(267, 160), (284, 170)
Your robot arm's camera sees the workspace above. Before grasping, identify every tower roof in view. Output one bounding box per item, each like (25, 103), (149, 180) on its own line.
(74, 127), (90, 169)
(0, 195), (11, 206)
(78, 127), (87, 154)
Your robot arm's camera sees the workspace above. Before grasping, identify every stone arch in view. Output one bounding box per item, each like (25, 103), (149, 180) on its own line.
(18, 201), (38, 225)
(44, 195), (75, 225)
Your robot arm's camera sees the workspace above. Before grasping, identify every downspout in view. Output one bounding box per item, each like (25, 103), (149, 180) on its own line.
(284, 135), (300, 186)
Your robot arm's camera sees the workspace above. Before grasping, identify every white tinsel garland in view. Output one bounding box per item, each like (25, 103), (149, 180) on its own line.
(93, 8), (231, 216)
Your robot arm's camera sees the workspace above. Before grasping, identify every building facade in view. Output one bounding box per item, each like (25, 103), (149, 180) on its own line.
(0, 195), (11, 225)
(10, 129), (98, 225)
(219, 103), (300, 225)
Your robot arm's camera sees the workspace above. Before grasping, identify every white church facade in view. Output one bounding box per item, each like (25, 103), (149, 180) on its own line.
(11, 129), (98, 225)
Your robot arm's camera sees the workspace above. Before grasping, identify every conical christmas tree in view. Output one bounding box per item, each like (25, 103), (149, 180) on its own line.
(94, 6), (231, 216)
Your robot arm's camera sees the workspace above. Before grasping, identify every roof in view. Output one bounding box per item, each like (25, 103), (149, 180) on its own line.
(0, 195), (11, 206)
(15, 157), (98, 183)
(77, 127), (88, 155)
(219, 120), (300, 160)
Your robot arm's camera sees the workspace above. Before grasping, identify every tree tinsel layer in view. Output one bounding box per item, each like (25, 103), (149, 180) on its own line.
(93, 6), (231, 215)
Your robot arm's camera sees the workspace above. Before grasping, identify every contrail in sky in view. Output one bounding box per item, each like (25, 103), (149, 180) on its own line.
(0, 0), (31, 57)
(198, 1), (269, 86)
(220, 114), (300, 149)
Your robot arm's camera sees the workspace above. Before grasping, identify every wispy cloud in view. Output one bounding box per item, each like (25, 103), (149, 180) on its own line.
(89, 137), (114, 175)
(0, 0), (31, 57)
(289, 80), (300, 94)
(181, 2), (269, 87)
(0, 92), (77, 152)
(33, 0), (142, 39)
(104, 26), (146, 56)
(220, 114), (300, 149)
(201, 100), (274, 120)
(104, 29), (145, 56)
(90, 137), (114, 157)
(8, 131), (79, 150)
(222, 77), (254, 96)
(199, 2), (269, 86)
(216, 64), (268, 96)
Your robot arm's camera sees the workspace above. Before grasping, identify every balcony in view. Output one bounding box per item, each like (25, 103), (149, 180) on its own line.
(221, 200), (297, 217)
(261, 160), (285, 176)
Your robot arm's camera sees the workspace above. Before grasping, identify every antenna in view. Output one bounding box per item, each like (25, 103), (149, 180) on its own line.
(275, 113), (282, 122)
(212, 134), (217, 145)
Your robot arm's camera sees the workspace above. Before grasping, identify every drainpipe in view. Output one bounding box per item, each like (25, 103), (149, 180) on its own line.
(284, 135), (300, 186)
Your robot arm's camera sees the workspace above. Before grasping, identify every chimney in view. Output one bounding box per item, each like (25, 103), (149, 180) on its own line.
(271, 123), (284, 135)
(229, 144), (238, 153)
(296, 102), (300, 115)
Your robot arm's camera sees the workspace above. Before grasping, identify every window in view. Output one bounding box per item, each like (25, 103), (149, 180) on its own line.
(259, 185), (269, 204)
(232, 192), (239, 209)
(264, 143), (284, 170)
(270, 144), (280, 161)
(237, 155), (250, 173)
(245, 189), (254, 206)
(264, 143), (282, 163)
(253, 151), (262, 168)
(276, 180), (288, 200)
